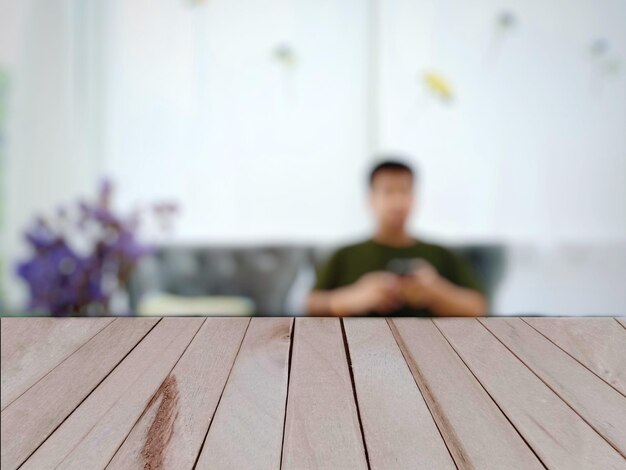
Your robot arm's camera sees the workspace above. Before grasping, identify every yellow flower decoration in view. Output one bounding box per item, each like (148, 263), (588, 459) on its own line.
(423, 71), (454, 102)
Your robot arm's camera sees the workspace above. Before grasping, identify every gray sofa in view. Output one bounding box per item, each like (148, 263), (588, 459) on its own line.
(129, 244), (506, 315)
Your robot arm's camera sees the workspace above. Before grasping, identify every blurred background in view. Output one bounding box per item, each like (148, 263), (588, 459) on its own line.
(1, 0), (625, 316)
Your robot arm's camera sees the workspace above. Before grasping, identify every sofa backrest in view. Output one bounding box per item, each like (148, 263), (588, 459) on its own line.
(129, 243), (506, 315)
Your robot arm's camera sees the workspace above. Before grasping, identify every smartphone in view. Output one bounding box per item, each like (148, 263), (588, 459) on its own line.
(386, 258), (426, 277)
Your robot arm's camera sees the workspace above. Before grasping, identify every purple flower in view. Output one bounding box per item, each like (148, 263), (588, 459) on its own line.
(16, 178), (176, 316)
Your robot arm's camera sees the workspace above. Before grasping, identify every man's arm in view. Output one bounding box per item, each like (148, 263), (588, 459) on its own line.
(306, 271), (403, 316)
(401, 263), (487, 317)
(422, 277), (487, 316)
(306, 287), (357, 317)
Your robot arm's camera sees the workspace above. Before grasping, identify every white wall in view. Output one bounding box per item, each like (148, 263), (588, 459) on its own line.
(495, 243), (626, 315)
(378, 0), (626, 244)
(7, 0), (624, 245)
(1, 0), (104, 308)
(375, 0), (626, 314)
(2, 0), (625, 313)
(104, 0), (371, 243)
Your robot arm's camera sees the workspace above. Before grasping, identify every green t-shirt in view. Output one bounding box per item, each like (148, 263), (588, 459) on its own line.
(314, 238), (484, 316)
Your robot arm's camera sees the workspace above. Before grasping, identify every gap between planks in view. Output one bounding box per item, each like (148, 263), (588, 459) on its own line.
(434, 318), (625, 469)
(278, 317), (296, 470)
(521, 317), (626, 397)
(431, 319), (549, 467)
(190, 318), (252, 469)
(384, 319), (459, 467)
(479, 318), (626, 458)
(339, 318), (373, 470)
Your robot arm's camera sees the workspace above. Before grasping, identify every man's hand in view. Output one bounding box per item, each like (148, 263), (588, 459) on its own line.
(307, 263), (487, 317)
(399, 261), (444, 308)
(330, 271), (403, 316)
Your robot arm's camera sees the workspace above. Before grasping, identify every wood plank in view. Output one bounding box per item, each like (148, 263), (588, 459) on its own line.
(0, 318), (158, 470)
(436, 318), (626, 469)
(106, 318), (249, 470)
(524, 317), (626, 395)
(343, 318), (455, 469)
(389, 318), (542, 470)
(20, 317), (203, 470)
(281, 318), (368, 470)
(107, 318), (249, 469)
(481, 317), (626, 456)
(195, 318), (292, 470)
(0, 317), (113, 410)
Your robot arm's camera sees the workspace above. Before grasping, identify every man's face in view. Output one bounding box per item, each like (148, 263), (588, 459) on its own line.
(369, 170), (415, 230)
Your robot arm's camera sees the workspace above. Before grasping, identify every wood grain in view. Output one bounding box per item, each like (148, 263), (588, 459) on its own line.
(3, 317), (624, 470)
(0, 317), (113, 410)
(19, 318), (201, 470)
(281, 318), (368, 470)
(523, 317), (626, 395)
(195, 318), (292, 470)
(0, 318), (157, 470)
(483, 318), (626, 456)
(343, 318), (455, 469)
(436, 318), (626, 469)
(389, 318), (542, 470)
(108, 318), (250, 469)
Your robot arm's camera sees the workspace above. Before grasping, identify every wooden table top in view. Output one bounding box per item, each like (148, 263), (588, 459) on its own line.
(1, 317), (625, 469)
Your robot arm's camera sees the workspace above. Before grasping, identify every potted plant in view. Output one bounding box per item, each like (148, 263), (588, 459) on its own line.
(17, 179), (177, 316)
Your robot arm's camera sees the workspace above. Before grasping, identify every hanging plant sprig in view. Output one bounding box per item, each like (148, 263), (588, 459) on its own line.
(483, 10), (518, 66)
(272, 43), (298, 100)
(273, 43), (298, 68)
(587, 38), (622, 95)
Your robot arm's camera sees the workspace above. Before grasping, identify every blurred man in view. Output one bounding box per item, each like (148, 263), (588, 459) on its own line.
(307, 159), (487, 316)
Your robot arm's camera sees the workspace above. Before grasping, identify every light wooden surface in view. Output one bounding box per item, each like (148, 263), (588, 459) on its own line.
(343, 318), (455, 469)
(523, 317), (626, 395)
(435, 318), (625, 469)
(1, 317), (625, 470)
(0, 317), (113, 410)
(196, 318), (291, 470)
(282, 318), (368, 470)
(390, 318), (543, 470)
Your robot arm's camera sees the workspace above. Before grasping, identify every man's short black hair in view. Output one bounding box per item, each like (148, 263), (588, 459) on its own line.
(368, 158), (416, 187)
